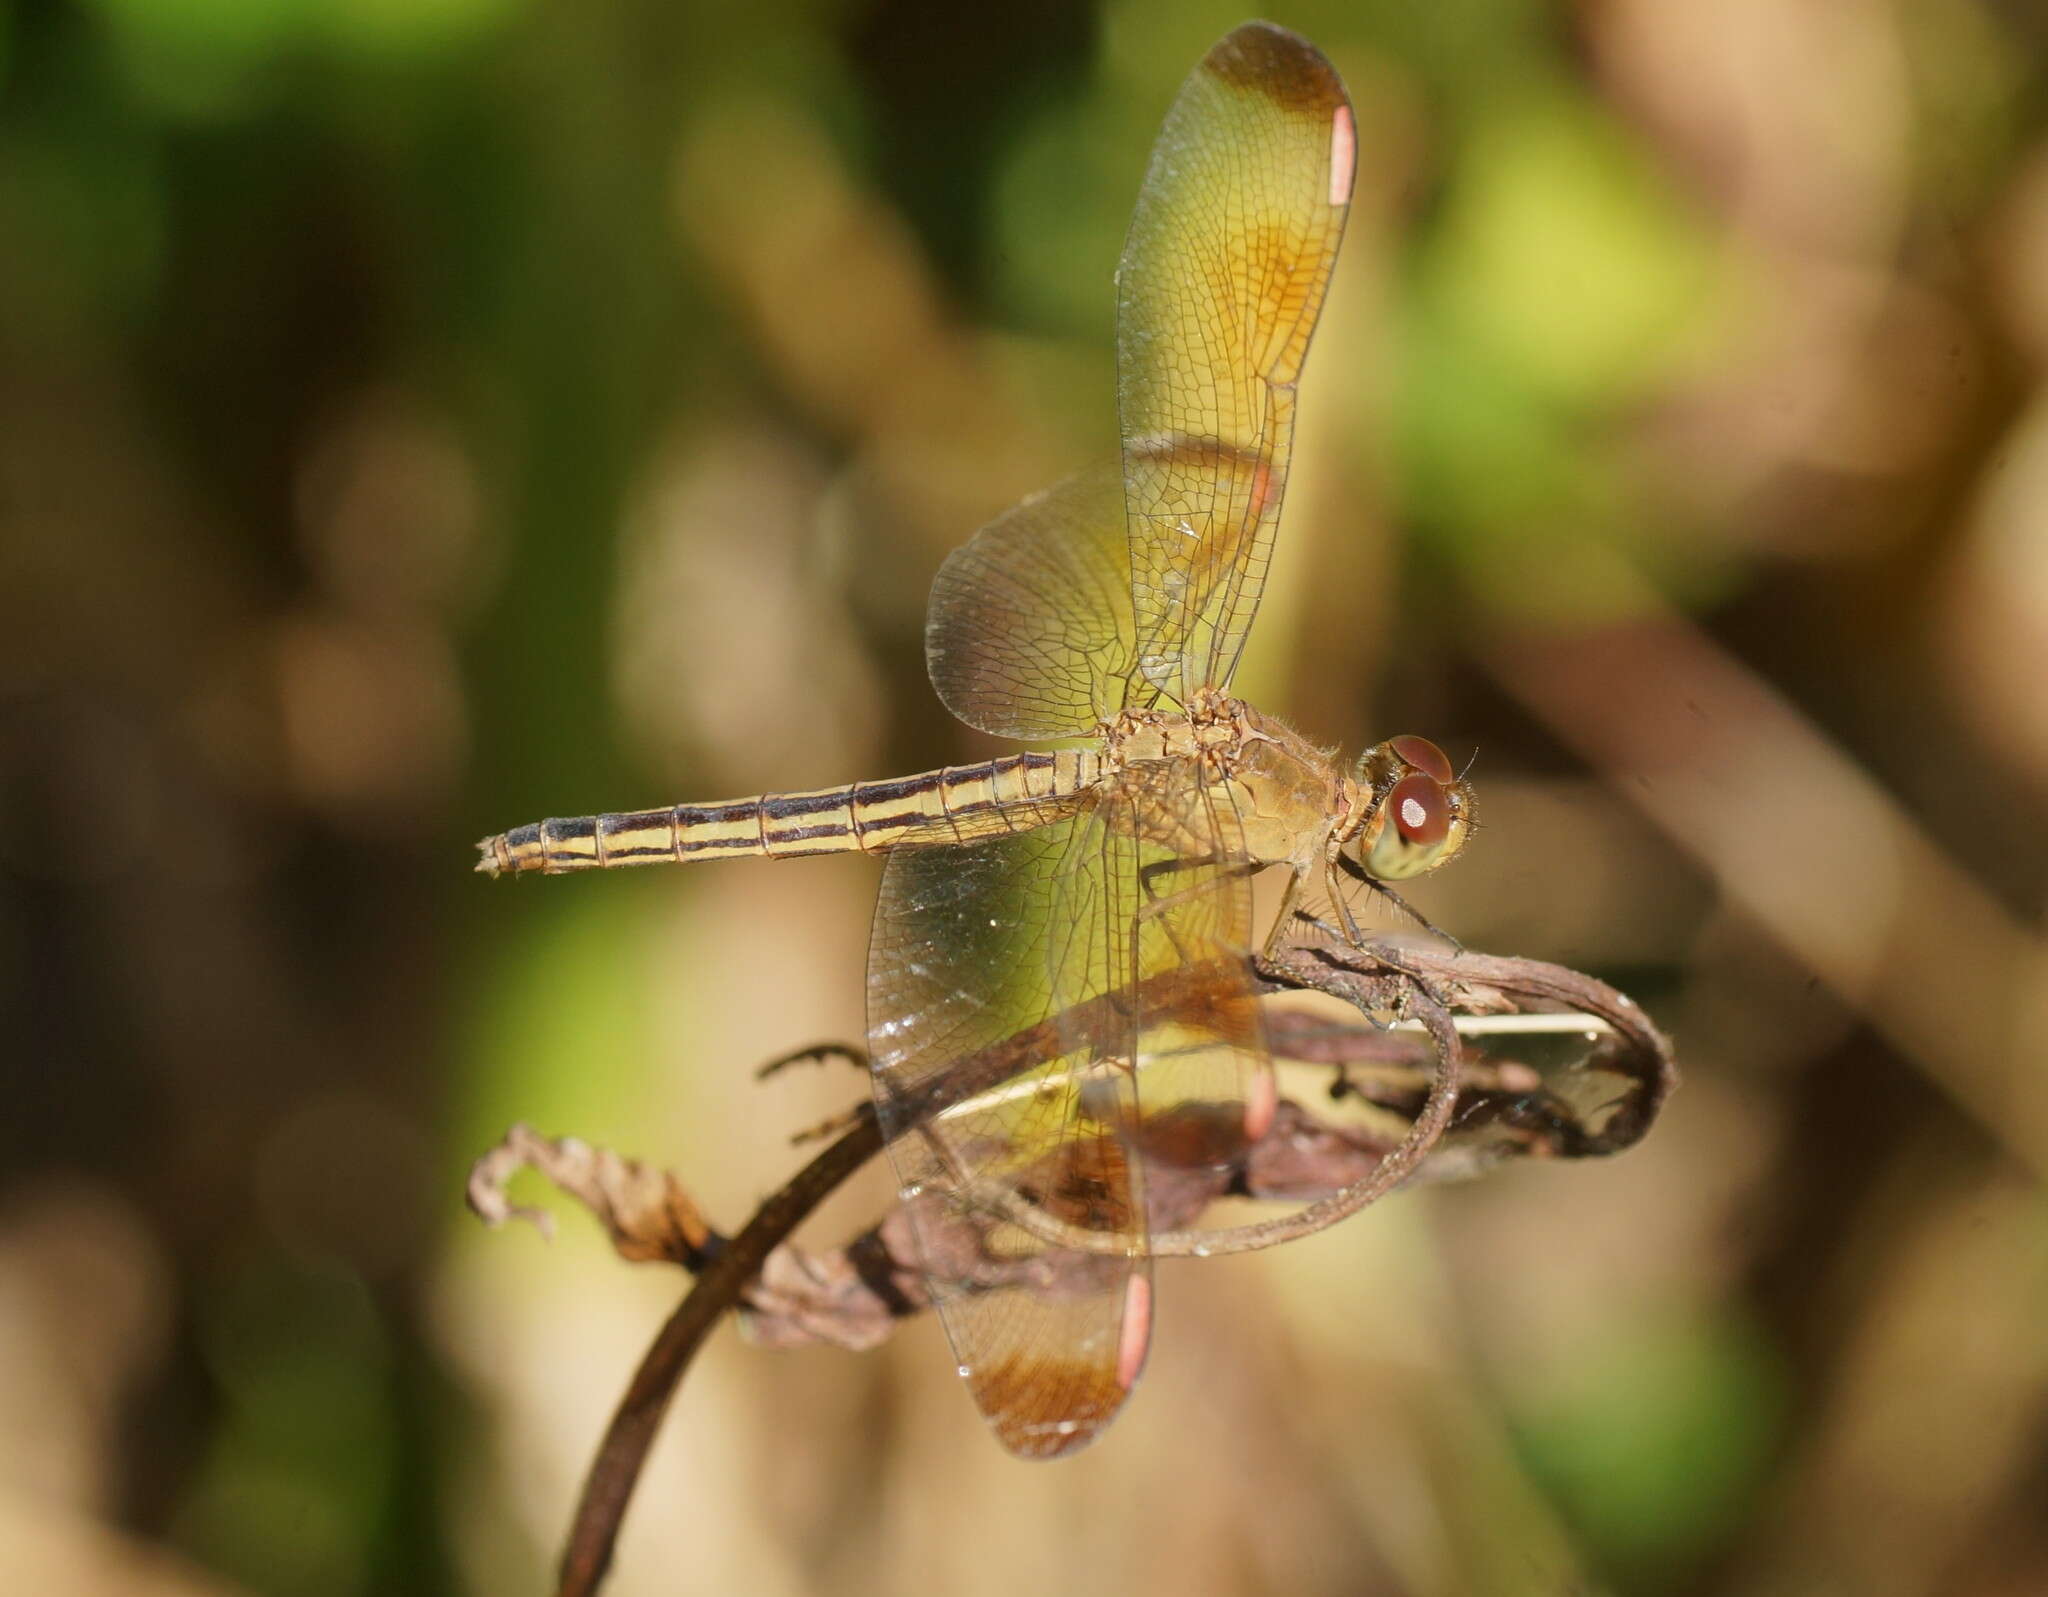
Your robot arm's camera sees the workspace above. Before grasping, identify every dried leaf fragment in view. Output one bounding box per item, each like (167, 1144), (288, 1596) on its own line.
(466, 1123), (719, 1268)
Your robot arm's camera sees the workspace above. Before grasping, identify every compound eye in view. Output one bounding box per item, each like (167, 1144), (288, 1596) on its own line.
(1388, 734), (1454, 785)
(1387, 772), (1450, 849)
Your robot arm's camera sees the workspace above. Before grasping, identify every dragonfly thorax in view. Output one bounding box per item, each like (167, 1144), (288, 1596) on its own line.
(1099, 697), (1352, 875)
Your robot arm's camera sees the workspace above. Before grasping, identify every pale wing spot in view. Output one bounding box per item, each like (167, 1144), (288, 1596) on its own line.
(1328, 104), (1356, 208)
(1243, 1065), (1278, 1144)
(1116, 1274), (1153, 1391)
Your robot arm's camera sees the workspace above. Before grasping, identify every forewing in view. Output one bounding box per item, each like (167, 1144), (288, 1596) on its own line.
(1118, 22), (1353, 707)
(925, 468), (1136, 740)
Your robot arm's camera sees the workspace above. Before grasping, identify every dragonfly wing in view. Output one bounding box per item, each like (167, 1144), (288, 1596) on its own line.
(1119, 21), (1353, 707)
(925, 467), (1135, 739)
(866, 760), (1271, 1458)
(868, 814), (1149, 1458)
(1101, 757), (1274, 1186)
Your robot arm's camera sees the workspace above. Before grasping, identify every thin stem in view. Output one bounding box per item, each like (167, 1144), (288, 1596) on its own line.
(555, 1111), (882, 1597)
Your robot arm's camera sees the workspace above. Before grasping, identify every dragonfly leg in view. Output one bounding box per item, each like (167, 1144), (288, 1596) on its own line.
(1136, 851), (1228, 895)
(1135, 854), (1261, 951)
(757, 1043), (874, 1146)
(1327, 861), (1370, 949)
(1335, 854), (1463, 951)
(1288, 908), (1350, 945)
(756, 1042), (873, 1081)
(1258, 866), (1312, 960)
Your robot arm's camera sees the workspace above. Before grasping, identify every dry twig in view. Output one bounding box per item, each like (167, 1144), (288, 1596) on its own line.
(465, 934), (1674, 1597)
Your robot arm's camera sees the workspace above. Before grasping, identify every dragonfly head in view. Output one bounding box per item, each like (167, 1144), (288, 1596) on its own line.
(1344, 735), (1474, 881)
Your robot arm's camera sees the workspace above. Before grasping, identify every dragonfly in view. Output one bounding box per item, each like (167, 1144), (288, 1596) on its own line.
(478, 21), (1473, 1458)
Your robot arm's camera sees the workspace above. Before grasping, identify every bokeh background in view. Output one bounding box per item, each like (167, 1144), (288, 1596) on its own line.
(5, 0), (2047, 1593)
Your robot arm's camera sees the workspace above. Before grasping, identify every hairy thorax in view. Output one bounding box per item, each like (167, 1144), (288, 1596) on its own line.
(1097, 693), (1355, 870)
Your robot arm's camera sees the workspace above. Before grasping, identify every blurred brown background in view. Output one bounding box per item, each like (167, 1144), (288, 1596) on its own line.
(4, 1), (2047, 1593)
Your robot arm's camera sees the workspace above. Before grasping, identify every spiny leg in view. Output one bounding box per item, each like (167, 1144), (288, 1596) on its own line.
(1260, 865), (1317, 961)
(1287, 906), (1352, 948)
(756, 1042), (873, 1081)
(1335, 853), (1464, 951)
(1324, 861), (1369, 950)
(1259, 864), (1377, 961)
(756, 1042), (874, 1146)
(1136, 851), (1262, 964)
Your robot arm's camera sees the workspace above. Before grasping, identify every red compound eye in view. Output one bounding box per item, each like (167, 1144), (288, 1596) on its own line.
(1387, 772), (1450, 848)
(1388, 734), (1454, 785)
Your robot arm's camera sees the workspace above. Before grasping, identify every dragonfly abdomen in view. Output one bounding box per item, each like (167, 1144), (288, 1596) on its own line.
(476, 748), (1098, 876)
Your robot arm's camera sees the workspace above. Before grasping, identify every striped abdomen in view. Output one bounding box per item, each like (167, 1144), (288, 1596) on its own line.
(475, 749), (1100, 877)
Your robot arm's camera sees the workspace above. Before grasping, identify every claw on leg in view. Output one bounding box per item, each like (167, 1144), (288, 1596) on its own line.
(757, 1042), (872, 1082)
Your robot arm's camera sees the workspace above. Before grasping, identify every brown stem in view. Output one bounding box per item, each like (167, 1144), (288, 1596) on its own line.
(541, 938), (1674, 1594)
(555, 1111), (881, 1597)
